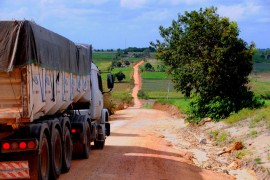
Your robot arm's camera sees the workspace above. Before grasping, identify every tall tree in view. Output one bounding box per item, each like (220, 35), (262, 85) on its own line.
(152, 7), (262, 120)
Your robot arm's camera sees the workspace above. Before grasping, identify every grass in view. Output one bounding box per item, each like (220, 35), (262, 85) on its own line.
(208, 130), (231, 146)
(157, 98), (190, 114)
(254, 157), (263, 165)
(224, 106), (270, 124)
(128, 57), (143, 62)
(142, 79), (175, 91)
(249, 78), (270, 98)
(235, 150), (245, 159)
(112, 67), (132, 81)
(143, 103), (153, 109)
(93, 52), (116, 71)
(249, 130), (258, 137)
(253, 63), (270, 73)
(141, 72), (168, 79)
(224, 108), (256, 124)
(93, 52), (115, 60)
(234, 149), (253, 159)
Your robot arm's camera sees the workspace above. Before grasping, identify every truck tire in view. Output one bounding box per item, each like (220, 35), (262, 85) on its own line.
(82, 122), (91, 159)
(94, 140), (105, 149)
(62, 126), (72, 173)
(50, 129), (62, 179)
(38, 133), (50, 180)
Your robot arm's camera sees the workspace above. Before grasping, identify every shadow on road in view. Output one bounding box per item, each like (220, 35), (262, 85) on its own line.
(110, 132), (141, 137)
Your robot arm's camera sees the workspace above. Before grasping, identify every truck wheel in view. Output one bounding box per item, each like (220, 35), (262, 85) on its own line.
(50, 129), (62, 179)
(94, 140), (105, 149)
(62, 126), (72, 173)
(38, 133), (50, 180)
(82, 122), (91, 159)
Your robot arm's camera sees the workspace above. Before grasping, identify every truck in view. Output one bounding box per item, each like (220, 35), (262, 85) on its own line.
(0, 20), (114, 179)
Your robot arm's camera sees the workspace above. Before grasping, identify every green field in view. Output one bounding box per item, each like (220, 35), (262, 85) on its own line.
(92, 52), (115, 72)
(93, 52), (115, 59)
(140, 59), (188, 112)
(141, 72), (168, 79)
(93, 52), (140, 111)
(253, 63), (270, 73)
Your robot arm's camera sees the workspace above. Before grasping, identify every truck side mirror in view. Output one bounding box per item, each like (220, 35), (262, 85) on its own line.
(107, 74), (114, 89)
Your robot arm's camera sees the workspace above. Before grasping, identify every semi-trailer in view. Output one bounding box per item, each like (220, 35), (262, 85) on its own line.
(0, 20), (113, 179)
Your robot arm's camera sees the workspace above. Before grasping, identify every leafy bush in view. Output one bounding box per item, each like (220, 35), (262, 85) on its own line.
(103, 94), (116, 115)
(189, 94), (264, 122)
(114, 71), (126, 82)
(260, 92), (270, 100)
(116, 61), (122, 67)
(157, 64), (166, 72)
(124, 60), (130, 66)
(137, 90), (149, 99)
(144, 62), (154, 71)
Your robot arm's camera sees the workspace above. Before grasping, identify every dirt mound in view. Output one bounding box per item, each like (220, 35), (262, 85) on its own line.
(152, 102), (186, 119)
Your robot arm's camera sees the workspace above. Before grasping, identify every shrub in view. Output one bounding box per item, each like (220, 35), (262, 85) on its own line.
(188, 94), (264, 122)
(144, 62), (154, 71)
(137, 90), (149, 99)
(115, 71), (126, 82)
(103, 94), (116, 115)
(124, 60), (130, 66)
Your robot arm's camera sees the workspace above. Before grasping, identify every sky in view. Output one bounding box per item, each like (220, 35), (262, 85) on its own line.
(0, 0), (269, 50)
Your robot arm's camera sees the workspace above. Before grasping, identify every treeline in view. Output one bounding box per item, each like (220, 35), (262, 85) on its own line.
(254, 49), (270, 62)
(94, 47), (156, 53)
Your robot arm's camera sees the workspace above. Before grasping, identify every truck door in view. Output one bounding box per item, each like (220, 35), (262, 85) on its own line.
(90, 68), (103, 120)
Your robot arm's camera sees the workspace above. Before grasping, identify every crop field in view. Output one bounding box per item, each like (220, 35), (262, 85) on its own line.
(93, 52), (115, 59)
(92, 52), (115, 71)
(249, 73), (270, 99)
(93, 52), (138, 108)
(253, 63), (270, 73)
(141, 72), (168, 79)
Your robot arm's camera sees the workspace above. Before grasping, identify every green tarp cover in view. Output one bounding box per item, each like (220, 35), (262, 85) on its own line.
(0, 20), (91, 75)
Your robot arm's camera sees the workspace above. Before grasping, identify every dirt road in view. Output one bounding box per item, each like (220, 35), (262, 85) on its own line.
(59, 61), (232, 180)
(131, 60), (144, 108)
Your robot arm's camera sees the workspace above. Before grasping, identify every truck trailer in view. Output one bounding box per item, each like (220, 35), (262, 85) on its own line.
(0, 20), (113, 179)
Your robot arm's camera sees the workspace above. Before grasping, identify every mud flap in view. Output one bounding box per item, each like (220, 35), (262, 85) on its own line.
(105, 122), (110, 136)
(0, 161), (30, 179)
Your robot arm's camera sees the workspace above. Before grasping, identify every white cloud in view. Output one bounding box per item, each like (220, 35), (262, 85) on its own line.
(160, 0), (207, 5)
(134, 9), (172, 22)
(120, 0), (150, 9)
(218, 1), (261, 21)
